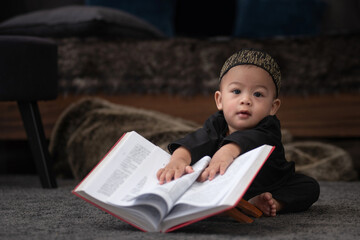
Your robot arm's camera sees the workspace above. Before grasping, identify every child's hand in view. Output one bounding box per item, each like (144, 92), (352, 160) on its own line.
(198, 143), (241, 182)
(157, 147), (193, 184)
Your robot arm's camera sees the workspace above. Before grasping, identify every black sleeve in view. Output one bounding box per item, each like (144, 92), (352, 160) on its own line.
(168, 112), (226, 165)
(224, 116), (295, 194)
(222, 116), (282, 154)
(168, 114), (282, 166)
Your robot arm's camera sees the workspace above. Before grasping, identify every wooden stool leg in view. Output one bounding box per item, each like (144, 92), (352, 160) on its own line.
(18, 101), (57, 188)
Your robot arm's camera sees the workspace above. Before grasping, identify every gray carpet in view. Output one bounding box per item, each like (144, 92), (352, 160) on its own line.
(1, 175), (359, 239)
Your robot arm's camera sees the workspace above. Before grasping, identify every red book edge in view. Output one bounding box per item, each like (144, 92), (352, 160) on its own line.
(72, 139), (275, 233)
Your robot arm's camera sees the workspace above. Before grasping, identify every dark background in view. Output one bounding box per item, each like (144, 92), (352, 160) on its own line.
(1, 0), (360, 37)
(0, 0), (359, 176)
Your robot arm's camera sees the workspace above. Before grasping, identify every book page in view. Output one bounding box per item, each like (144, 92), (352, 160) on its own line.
(132, 156), (211, 216)
(75, 132), (163, 203)
(162, 145), (273, 230)
(106, 147), (170, 206)
(74, 132), (174, 231)
(174, 145), (272, 207)
(74, 192), (161, 232)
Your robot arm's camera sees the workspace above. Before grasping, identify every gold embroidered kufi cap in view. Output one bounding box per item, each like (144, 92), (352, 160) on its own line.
(219, 49), (281, 97)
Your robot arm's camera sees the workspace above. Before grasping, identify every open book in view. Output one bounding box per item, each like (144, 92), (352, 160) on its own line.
(73, 131), (274, 232)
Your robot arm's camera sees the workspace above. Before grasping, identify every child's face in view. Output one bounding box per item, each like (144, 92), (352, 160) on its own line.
(215, 65), (281, 134)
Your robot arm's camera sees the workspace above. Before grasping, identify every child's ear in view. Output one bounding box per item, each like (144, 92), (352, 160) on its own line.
(270, 98), (281, 115)
(214, 90), (223, 110)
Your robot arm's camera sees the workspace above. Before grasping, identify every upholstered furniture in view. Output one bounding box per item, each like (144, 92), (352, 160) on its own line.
(0, 36), (58, 188)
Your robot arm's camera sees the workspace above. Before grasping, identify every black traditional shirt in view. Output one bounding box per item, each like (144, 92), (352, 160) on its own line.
(168, 111), (295, 193)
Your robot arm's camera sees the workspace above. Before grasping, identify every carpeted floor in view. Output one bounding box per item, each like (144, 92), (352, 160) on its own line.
(1, 175), (359, 239)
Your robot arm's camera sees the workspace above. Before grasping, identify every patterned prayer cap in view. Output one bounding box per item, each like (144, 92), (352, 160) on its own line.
(219, 49), (281, 97)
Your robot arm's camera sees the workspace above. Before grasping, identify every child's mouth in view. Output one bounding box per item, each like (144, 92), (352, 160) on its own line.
(238, 110), (251, 118)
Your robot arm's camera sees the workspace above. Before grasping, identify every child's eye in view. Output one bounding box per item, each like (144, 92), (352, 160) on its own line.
(232, 89), (241, 94)
(253, 92), (263, 97)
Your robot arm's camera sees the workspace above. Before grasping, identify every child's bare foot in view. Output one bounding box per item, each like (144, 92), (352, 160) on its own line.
(248, 192), (283, 217)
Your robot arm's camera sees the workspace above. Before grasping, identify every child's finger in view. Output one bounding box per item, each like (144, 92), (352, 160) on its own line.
(174, 168), (185, 179)
(158, 172), (166, 184)
(156, 168), (164, 180)
(198, 169), (209, 182)
(165, 170), (175, 183)
(185, 166), (194, 174)
(208, 167), (219, 181)
(219, 162), (230, 175)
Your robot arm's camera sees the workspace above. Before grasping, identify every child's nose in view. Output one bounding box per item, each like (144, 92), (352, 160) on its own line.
(240, 95), (251, 105)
